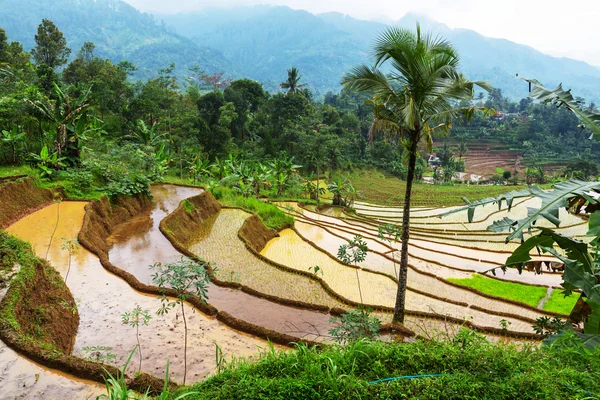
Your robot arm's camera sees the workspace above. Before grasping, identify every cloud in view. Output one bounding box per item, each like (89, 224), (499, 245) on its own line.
(123, 0), (600, 66)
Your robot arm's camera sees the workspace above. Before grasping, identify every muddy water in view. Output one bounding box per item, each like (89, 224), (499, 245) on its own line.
(0, 341), (104, 400)
(109, 185), (334, 341)
(7, 202), (270, 384)
(290, 221), (547, 321)
(296, 207), (562, 287)
(261, 226), (537, 333)
(187, 209), (346, 310)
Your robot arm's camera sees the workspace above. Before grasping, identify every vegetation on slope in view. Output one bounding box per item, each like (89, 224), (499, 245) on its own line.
(170, 334), (600, 400)
(0, 231), (78, 355)
(211, 186), (293, 230)
(341, 170), (541, 207)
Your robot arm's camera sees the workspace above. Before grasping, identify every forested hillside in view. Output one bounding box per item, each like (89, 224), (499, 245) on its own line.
(162, 6), (600, 101)
(0, 0), (232, 80)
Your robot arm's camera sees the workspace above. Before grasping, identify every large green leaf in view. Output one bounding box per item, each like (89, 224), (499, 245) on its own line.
(505, 180), (600, 241)
(544, 329), (600, 349)
(440, 189), (530, 223)
(584, 299), (600, 335)
(520, 76), (600, 141)
(505, 234), (555, 266)
(588, 212), (600, 237)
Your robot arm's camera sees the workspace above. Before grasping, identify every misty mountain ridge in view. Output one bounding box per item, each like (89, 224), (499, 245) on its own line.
(159, 5), (600, 101)
(1, 0), (599, 101)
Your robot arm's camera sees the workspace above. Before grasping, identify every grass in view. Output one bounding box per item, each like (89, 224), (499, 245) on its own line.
(211, 186), (294, 230)
(169, 334), (600, 400)
(543, 290), (580, 315)
(340, 169), (548, 207)
(447, 274), (547, 308)
(0, 164), (37, 178)
(0, 164), (104, 200)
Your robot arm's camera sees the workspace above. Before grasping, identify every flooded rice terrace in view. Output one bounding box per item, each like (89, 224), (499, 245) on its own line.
(0, 184), (585, 398)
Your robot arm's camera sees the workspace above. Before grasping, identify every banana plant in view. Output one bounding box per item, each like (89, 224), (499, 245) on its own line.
(30, 145), (66, 178)
(25, 83), (91, 165)
(444, 178), (600, 339)
(187, 156), (212, 185)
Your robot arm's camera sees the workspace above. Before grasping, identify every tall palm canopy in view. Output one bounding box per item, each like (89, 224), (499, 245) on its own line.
(280, 66), (307, 95)
(342, 24), (491, 323)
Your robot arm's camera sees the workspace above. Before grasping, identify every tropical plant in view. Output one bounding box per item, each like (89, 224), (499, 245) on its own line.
(457, 141), (468, 160)
(30, 144), (66, 178)
(129, 119), (167, 147)
(151, 257), (213, 385)
(121, 305), (152, 373)
(1, 128), (25, 163)
(26, 82), (91, 165)
(338, 235), (368, 306)
(268, 156), (301, 197)
(328, 308), (381, 345)
(378, 224), (402, 279)
(280, 66), (307, 95)
(302, 173), (326, 201)
(342, 24), (491, 323)
(187, 156), (211, 185)
(328, 178), (356, 207)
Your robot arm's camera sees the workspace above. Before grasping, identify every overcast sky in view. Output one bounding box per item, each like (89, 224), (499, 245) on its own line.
(123, 0), (600, 67)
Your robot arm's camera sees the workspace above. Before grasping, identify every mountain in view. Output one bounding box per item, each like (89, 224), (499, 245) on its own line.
(2, 1), (600, 102)
(159, 6), (370, 94)
(0, 0), (233, 81)
(161, 6), (600, 101)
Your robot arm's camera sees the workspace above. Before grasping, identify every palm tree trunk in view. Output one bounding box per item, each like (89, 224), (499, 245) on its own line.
(393, 138), (418, 324)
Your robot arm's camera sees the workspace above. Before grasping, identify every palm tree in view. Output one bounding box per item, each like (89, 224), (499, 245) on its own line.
(342, 25), (491, 323)
(280, 67), (307, 95)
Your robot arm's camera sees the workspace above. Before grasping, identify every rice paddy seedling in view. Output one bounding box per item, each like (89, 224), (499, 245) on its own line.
(447, 274), (547, 308)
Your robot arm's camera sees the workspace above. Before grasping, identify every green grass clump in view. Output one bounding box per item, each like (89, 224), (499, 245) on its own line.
(543, 290), (579, 315)
(173, 333), (600, 399)
(211, 186), (293, 230)
(447, 274), (547, 307)
(0, 165), (37, 178)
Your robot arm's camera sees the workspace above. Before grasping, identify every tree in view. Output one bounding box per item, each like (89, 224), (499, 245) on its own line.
(342, 25), (491, 324)
(280, 67), (307, 95)
(1, 128), (25, 163)
(31, 19), (71, 69)
(151, 257), (213, 385)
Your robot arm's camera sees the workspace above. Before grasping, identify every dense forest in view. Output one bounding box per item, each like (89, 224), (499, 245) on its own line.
(1, 19), (598, 201)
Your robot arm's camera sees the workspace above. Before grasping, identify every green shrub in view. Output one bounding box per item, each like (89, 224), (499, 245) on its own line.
(210, 186), (293, 230)
(173, 334), (600, 399)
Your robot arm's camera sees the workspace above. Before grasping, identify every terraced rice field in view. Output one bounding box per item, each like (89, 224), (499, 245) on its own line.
(1, 182), (581, 397)
(269, 194), (584, 332)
